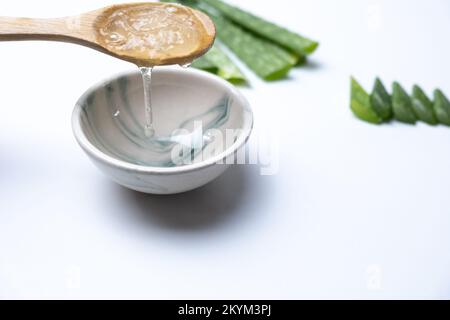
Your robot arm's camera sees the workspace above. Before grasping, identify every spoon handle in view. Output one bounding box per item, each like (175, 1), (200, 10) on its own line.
(0, 16), (95, 44)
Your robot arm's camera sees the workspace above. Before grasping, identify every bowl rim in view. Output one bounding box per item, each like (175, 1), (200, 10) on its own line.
(71, 67), (254, 176)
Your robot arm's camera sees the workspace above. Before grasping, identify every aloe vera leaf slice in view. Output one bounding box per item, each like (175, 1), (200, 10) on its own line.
(411, 85), (438, 125)
(434, 89), (450, 126)
(350, 77), (383, 124)
(392, 82), (417, 124)
(370, 78), (392, 120)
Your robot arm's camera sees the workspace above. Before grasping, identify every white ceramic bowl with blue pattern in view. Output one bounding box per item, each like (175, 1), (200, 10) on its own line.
(72, 68), (253, 194)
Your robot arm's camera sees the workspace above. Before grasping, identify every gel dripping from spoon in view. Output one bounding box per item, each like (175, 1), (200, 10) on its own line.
(140, 66), (155, 137)
(140, 63), (192, 138)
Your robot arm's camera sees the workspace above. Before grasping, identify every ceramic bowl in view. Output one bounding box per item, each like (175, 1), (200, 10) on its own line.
(72, 68), (253, 194)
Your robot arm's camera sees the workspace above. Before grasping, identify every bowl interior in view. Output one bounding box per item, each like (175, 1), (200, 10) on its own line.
(74, 68), (252, 168)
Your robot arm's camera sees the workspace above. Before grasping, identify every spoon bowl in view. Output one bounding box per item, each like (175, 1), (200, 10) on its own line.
(0, 2), (216, 67)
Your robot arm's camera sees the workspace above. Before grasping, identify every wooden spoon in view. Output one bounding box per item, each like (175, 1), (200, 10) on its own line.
(0, 2), (216, 67)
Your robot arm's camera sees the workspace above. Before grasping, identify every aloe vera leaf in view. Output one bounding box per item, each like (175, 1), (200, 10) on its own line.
(213, 15), (298, 80)
(200, 0), (319, 56)
(350, 78), (382, 124)
(370, 78), (392, 120)
(411, 85), (437, 125)
(433, 89), (450, 126)
(192, 44), (246, 83)
(392, 82), (417, 124)
(163, 0), (297, 80)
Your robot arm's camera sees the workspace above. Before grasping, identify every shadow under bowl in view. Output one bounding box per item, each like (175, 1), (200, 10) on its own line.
(72, 67), (253, 194)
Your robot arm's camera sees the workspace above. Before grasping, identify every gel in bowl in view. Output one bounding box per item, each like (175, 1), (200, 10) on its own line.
(72, 68), (253, 194)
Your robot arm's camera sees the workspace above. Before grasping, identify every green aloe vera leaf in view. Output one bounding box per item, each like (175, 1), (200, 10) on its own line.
(192, 44), (247, 83)
(411, 85), (438, 125)
(200, 0), (319, 56)
(208, 15), (298, 80)
(163, 0), (298, 80)
(350, 77), (382, 124)
(433, 89), (450, 126)
(370, 78), (392, 120)
(392, 82), (417, 124)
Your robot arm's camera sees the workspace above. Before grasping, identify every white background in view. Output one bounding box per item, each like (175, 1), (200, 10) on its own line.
(1, 0), (450, 299)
